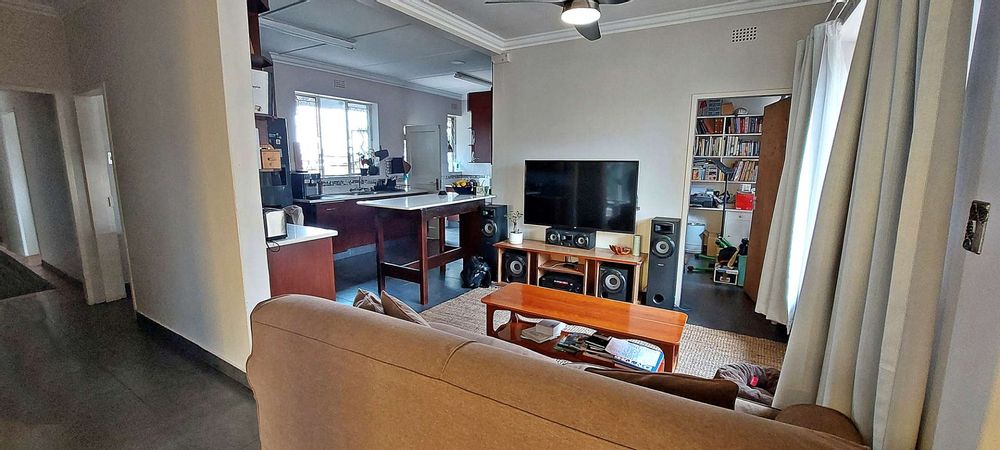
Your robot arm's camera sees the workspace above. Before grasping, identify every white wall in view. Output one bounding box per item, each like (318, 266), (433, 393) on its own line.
(492, 5), (826, 251)
(64, 0), (270, 370)
(0, 110), (39, 256)
(272, 62), (462, 164)
(0, 4), (105, 300)
(0, 90), (82, 278)
(922, 0), (1000, 447)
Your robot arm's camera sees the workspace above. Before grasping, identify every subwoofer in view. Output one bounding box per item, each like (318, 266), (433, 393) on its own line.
(599, 263), (633, 302)
(544, 227), (597, 250)
(480, 204), (508, 281)
(645, 217), (681, 309)
(502, 251), (529, 284)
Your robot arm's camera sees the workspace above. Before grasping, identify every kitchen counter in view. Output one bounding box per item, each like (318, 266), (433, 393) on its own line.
(266, 224), (338, 300)
(357, 193), (495, 211)
(269, 224), (338, 247)
(293, 188), (427, 204)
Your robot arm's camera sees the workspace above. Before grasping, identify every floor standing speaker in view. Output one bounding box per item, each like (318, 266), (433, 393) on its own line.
(598, 263), (633, 302)
(645, 217), (681, 309)
(502, 251), (529, 284)
(480, 204), (508, 281)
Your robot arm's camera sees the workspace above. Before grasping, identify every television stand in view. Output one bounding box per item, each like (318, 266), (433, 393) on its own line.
(494, 239), (645, 303)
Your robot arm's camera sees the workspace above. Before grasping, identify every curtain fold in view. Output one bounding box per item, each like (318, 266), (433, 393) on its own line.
(772, 0), (975, 448)
(756, 18), (856, 326)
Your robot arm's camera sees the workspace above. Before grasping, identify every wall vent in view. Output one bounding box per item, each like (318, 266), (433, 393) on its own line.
(732, 26), (758, 43)
(333, 79), (347, 89)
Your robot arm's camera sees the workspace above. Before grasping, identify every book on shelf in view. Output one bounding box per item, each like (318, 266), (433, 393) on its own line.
(696, 118), (725, 134)
(692, 136), (760, 157)
(728, 116), (763, 134)
(730, 160), (758, 182)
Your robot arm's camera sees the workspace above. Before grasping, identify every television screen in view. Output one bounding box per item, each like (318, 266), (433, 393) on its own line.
(524, 160), (639, 234)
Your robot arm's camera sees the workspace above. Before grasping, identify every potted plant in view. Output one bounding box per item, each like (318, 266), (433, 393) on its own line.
(508, 210), (524, 245)
(356, 150), (374, 176)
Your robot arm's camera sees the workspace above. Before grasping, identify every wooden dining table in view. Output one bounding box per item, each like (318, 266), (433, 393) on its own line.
(358, 193), (495, 305)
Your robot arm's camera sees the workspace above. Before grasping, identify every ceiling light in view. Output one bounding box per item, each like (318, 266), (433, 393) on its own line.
(561, 0), (601, 26)
(454, 72), (493, 88)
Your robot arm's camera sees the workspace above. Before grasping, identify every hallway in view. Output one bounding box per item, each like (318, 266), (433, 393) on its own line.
(0, 262), (259, 449)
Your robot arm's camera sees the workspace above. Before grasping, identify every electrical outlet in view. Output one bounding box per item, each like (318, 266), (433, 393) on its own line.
(963, 200), (990, 254)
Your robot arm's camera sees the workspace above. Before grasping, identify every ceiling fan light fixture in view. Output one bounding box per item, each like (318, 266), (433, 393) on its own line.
(561, 0), (601, 26)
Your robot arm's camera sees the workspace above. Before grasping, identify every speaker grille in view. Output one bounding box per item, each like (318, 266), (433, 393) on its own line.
(732, 26), (758, 43)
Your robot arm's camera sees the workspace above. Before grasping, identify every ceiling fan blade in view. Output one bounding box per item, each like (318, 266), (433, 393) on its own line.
(575, 21), (601, 41)
(594, 0), (631, 4)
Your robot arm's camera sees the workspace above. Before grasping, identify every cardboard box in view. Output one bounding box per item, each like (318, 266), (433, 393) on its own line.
(721, 102), (735, 115)
(702, 231), (720, 257)
(260, 148), (281, 171)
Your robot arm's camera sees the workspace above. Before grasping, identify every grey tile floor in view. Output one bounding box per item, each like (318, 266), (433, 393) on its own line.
(0, 264), (260, 449)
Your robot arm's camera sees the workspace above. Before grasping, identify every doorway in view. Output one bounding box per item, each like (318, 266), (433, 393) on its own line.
(678, 93), (790, 340)
(74, 90), (130, 304)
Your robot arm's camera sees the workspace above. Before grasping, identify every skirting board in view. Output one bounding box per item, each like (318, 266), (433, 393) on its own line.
(41, 260), (83, 287)
(136, 313), (250, 388)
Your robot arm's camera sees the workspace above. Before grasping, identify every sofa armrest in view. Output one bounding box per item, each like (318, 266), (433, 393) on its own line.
(775, 404), (865, 445)
(735, 398), (781, 419)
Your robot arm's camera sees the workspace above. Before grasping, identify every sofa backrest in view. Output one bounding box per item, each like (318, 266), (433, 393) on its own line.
(247, 295), (863, 449)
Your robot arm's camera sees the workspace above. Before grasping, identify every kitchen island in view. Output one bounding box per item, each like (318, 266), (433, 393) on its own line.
(294, 189), (426, 253)
(266, 224), (339, 300)
(358, 193), (495, 305)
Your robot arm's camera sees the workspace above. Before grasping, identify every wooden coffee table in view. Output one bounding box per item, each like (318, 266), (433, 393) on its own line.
(482, 283), (688, 372)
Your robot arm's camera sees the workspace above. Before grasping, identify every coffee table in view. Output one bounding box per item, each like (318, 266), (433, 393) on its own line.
(482, 283), (688, 372)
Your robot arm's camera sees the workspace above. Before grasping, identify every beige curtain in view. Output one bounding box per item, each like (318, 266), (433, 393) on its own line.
(772, 0), (974, 448)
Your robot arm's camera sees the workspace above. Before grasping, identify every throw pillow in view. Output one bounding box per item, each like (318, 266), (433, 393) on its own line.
(353, 289), (383, 313)
(380, 291), (430, 326)
(585, 367), (739, 410)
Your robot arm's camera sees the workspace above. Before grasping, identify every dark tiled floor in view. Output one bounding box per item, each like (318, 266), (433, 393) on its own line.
(0, 261), (259, 449)
(334, 230), (471, 312)
(679, 270), (788, 342)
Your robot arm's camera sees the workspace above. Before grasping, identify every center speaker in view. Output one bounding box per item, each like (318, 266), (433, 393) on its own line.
(502, 251), (529, 284)
(480, 204), (508, 281)
(598, 263), (633, 302)
(544, 227), (597, 250)
(645, 217), (681, 309)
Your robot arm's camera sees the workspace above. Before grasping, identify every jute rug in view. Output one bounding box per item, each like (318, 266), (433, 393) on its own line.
(420, 287), (786, 378)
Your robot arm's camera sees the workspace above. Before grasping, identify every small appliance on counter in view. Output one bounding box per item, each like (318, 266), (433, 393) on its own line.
(263, 208), (287, 240)
(291, 171), (323, 199)
(373, 177), (399, 192)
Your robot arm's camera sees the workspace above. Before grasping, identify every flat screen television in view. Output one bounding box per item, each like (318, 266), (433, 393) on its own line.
(524, 160), (639, 234)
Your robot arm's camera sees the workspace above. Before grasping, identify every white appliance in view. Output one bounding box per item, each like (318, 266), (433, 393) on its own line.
(251, 69), (270, 115)
(263, 208), (286, 240)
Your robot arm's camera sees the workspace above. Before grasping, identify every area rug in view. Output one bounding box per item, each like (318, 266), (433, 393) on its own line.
(0, 251), (52, 300)
(420, 287), (786, 378)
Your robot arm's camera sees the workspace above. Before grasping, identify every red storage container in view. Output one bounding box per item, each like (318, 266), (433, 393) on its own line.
(735, 191), (755, 211)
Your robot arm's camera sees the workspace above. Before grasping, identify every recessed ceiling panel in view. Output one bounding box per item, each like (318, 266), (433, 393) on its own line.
(363, 49), (492, 80)
(260, 27), (322, 55)
(266, 0), (411, 38)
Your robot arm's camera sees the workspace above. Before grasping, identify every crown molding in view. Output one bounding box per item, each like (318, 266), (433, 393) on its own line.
(376, 0), (506, 54)
(378, 0), (828, 52)
(0, 0), (59, 17)
(271, 53), (464, 100)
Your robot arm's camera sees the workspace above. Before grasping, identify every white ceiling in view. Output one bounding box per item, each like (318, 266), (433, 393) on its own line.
(430, 0), (734, 40)
(261, 0), (493, 97)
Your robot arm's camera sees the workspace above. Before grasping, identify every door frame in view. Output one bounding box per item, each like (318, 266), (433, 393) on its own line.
(676, 88), (791, 308)
(74, 85), (133, 305)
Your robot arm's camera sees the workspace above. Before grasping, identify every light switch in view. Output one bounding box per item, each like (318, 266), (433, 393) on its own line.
(963, 200), (990, 254)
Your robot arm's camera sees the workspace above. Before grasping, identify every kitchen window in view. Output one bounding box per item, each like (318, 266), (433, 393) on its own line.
(447, 115), (460, 173)
(294, 93), (378, 176)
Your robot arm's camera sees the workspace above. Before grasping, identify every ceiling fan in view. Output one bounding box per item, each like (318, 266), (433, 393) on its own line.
(484, 0), (632, 41)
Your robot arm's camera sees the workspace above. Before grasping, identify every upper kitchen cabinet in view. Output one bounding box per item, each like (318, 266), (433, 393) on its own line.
(467, 90), (492, 163)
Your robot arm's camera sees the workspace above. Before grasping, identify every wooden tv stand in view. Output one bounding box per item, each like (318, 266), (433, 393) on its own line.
(494, 239), (644, 303)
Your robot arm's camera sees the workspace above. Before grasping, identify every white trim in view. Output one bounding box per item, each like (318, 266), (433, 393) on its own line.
(271, 53), (464, 100)
(0, 0), (59, 16)
(376, 0), (506, 54)
(379, 0), (828, 51)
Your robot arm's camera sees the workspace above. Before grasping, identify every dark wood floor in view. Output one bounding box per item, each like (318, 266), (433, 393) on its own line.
(0, 259), (259, 449)
(679, 270), (788, 342)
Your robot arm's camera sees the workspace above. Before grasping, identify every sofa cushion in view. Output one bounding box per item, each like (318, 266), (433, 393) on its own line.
(775, 404), (865, 445)
(585, 367), (739, 410)
(381, 291), (430, 326)
(428, 322), (550, 361)
(353, 289), (383, 313)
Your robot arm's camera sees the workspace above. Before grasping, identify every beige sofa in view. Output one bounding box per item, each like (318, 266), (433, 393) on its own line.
(247, 295), (865, 449)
